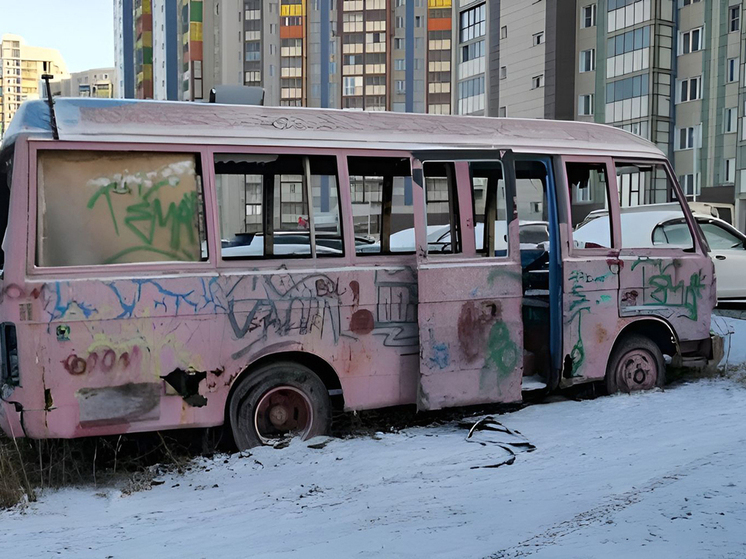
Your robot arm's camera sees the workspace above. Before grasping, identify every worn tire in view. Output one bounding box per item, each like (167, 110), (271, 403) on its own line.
(228, 361), (331, 450)
(605, 334), (666, 394)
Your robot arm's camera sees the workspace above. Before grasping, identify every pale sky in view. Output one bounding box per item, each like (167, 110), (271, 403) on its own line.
(0, 0), (114, 73)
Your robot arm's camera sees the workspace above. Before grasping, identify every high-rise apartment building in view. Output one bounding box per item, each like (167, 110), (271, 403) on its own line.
(116, 0), (205, 100)
(568, 0), (745, 226)
(0, 34), (68, 138)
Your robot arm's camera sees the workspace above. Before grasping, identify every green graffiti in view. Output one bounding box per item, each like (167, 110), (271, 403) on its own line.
(599, 294), (612, 303)
(88, 175), (199, 264)
(630, 258), (704, 320)
(566, 270), (592, 375)
(484, 321), (519, 377)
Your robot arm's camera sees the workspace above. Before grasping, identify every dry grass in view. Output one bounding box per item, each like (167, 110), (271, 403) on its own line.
(0, 428), (222, 510)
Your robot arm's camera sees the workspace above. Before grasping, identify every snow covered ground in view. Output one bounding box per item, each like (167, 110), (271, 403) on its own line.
(1, 377), (745, 559)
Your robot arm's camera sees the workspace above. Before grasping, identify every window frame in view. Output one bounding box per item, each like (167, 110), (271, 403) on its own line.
(561, 155), (620, 255)
(212, 147), (349, 263)
(347, 154), (415, 256)
(579, 48), (596, 73)
(614, 158), (702, 253)
(581, 4), (597, 28)
(28, 140), (215, 277)
(578, 93), (594, 115)
(730, 5), (740, 32)
(677, 76), (702, 103)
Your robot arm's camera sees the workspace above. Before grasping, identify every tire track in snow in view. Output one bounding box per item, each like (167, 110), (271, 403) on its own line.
(486, 444), (744, 559)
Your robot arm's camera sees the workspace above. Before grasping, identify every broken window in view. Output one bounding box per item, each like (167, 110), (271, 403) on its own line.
(347, 156), (414, 254)
(36, 151), (207, 267)
(470, 161), (509, 257)
(616, 161), (693, 249)
(215, 153), (342, 258)
(424, 161), (461, 254)
(0, 146), (13, 272)
(567, 162), (613, 249)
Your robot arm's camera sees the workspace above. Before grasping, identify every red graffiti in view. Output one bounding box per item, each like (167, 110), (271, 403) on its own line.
(457, 300), (502, 363)
(62, 354), (87, 375)
(62, 346), (141, 375)
(349, 309), (375, 335)
(349, 280), (360, 305)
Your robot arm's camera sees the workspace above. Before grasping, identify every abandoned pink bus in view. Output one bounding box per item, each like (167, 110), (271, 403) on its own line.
(0, 99), (716, 449)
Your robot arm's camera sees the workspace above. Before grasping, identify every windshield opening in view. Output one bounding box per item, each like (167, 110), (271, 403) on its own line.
(0, 145), (13, 273)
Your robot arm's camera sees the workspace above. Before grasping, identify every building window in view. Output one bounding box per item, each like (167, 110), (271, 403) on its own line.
(725, 158), (736, 183)
(460, 4), (486, 42)
(578, 94), (594, 115)
(725, 107), (738, 133)
(500, 26), (508, 39)
(395, 58), (406, 71)
(676, 126), (697, 150)
(458, 75), (485, 100)
(500, 66), (507, 79)
(677, 76), (702, 103)
(531, 74), (545, 89)
(533, 32), (545, 46)
(680, 0), (702, 5)
(730, 5), (740, 32)
(499, 106), (507, 117)
(395, 80), (405, 93)
(728, 58), (739, 83)
(679, 174), (700, 196)
(581, 4), (596, 28)
(679, 27), (703, 55)
(579, 49), (596, 72)
(462, 40), (485, 62)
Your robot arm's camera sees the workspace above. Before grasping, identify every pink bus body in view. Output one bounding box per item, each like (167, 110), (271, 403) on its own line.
(0, 100), (716, 447)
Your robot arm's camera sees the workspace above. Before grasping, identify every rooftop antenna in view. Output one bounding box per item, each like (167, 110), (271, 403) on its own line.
(41, 74), (59, 140)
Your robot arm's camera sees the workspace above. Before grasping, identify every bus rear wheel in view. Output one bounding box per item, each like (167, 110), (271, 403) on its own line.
(605, 334), (665, 394)
(228, 362), (331, 450)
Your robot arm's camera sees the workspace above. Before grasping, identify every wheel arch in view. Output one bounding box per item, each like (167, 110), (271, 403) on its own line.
(225, 348), (345, 424)
(605, 317), (679, 375)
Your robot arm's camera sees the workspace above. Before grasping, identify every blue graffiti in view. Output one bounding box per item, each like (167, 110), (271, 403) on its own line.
(107, 279), (203, 319)
(428, 342), (450, 370)
(46, 282), (97, 329)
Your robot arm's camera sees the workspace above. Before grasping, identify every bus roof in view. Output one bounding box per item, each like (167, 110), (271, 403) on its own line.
(3, 98), (665, 159)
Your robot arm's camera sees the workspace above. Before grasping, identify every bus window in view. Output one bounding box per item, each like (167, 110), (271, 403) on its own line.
(470, 161), (508, 257)
(214, 154), (342, 258)
(616, 162), (693, 249)
(566, 162), (612, 249)
(36, 151), (207, 267)
(423, 161), (460, 254)
(347, 156), (413, 254)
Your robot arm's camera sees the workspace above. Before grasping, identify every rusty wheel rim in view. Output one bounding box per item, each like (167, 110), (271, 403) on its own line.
(614, 348), (658, 392)
(254, 386), (314, 444)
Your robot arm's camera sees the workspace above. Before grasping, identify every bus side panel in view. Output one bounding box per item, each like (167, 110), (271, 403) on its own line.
(561, 258), (620, 384)
(9, 266), (421, 438)
(618, 250), (715, 343)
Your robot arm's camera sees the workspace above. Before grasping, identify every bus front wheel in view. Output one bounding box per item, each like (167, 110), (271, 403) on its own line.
(228, 362), (331, 450)
(605, 334), (665, 394)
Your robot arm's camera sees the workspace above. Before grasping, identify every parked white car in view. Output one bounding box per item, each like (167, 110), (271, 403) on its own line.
(574, 203), (746, 301)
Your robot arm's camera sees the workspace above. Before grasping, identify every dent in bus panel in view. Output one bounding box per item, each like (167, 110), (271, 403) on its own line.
(214, 154), (343, 258)
(347, 156), (414, 254)
(36, 151), (207, 267)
